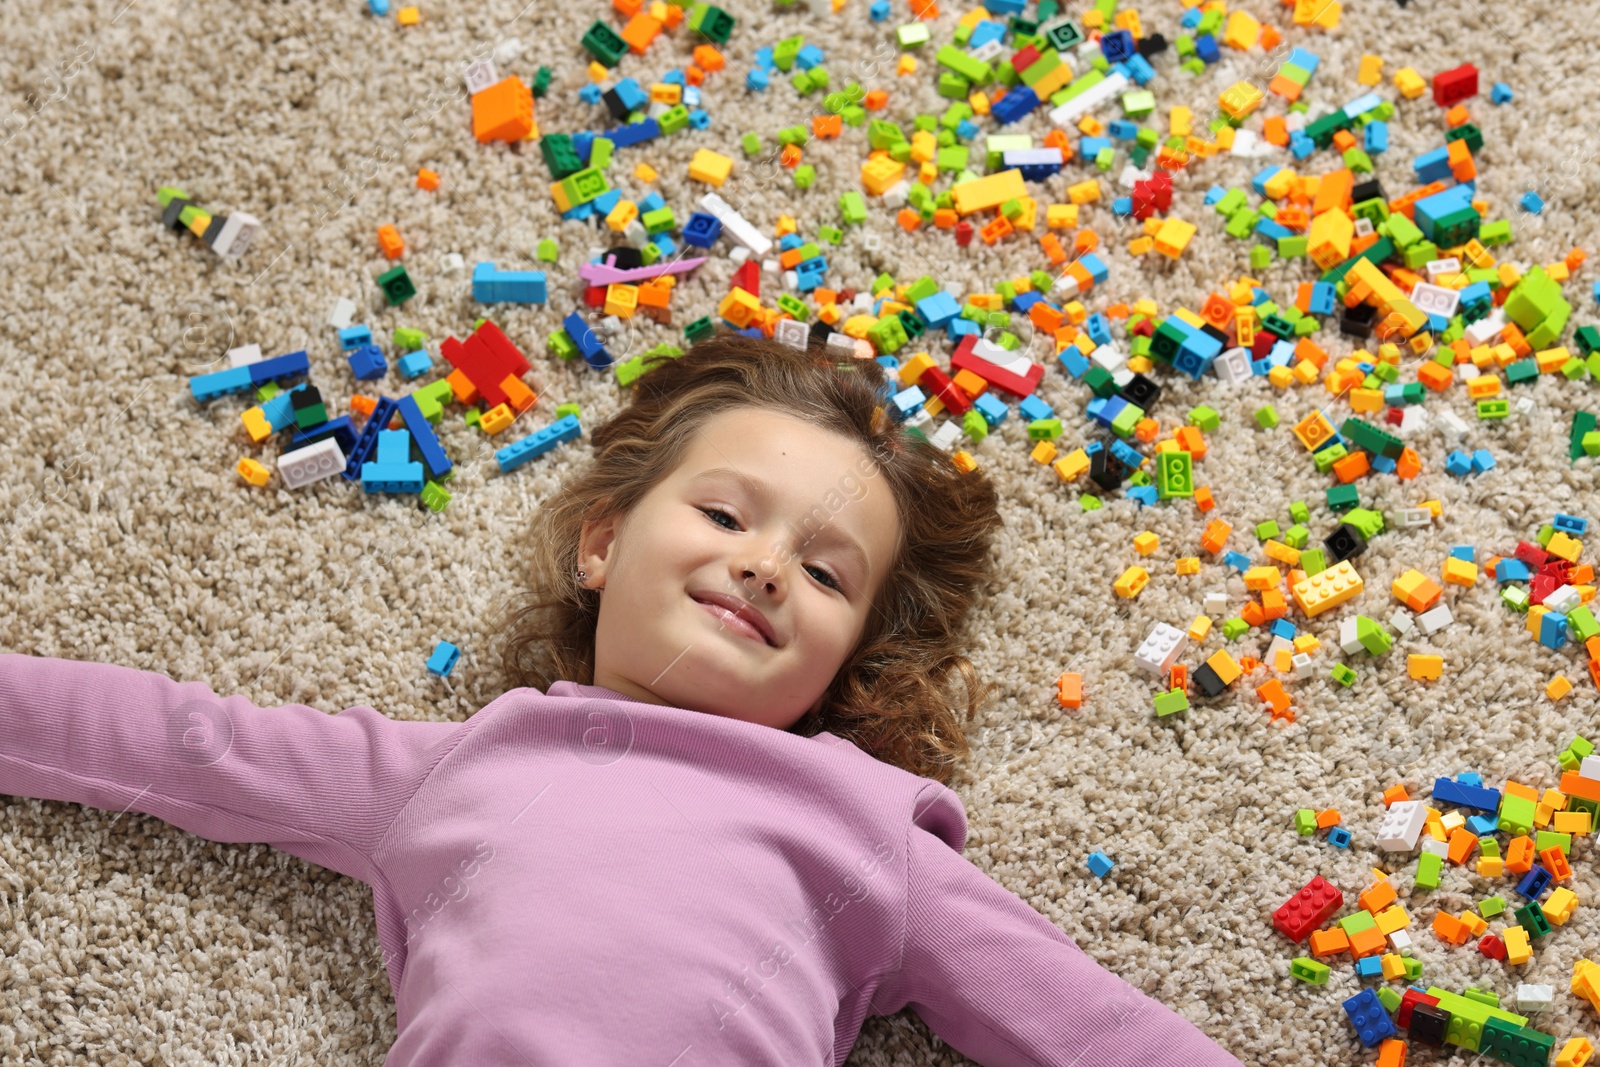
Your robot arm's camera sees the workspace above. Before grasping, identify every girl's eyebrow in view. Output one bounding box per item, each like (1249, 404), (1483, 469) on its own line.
(689, 466), (871, 581)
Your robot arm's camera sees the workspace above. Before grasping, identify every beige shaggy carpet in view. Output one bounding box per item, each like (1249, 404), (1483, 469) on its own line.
(3, 0), (1600, 1062)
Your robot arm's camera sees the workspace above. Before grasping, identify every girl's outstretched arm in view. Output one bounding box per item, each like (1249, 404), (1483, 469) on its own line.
(875, 819), (1246, 1067)
(0, 653), (464, 884)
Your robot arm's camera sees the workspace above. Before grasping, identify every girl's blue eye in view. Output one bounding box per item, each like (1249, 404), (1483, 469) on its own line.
(699, 507), (843, 592)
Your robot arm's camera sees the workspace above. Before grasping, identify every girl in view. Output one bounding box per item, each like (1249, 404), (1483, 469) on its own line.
(0, 332), (1244, 1065)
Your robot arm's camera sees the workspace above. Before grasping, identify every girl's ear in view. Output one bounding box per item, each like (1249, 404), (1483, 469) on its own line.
(577, 510), (622, 588)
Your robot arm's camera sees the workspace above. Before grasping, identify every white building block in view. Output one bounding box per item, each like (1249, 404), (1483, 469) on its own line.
(1515, 983), (1554, 1013)
(1204, 591), (1228, 616)
(1388, 928), (1414, 957)
(1213, 347), (1251, 384)
(1545, 585), (1581, 614)
(698, 193), (773, 256)
(1390, 609), (1415, 635)
(1376, 799), (1427, 852)
(1047, 72), (1129, 126)
(773, 317), (809, 350)
(1420, 835), (1450, 858)
(462, 57), (499, 95)
(327, 297), (357, 329)
(1579, 755), (1600, 781)
(277, 438), (347, 489)
(1134, 622), (1188, 676)
(227, 343), (263, 367)
(1416, 603), (1454, 635)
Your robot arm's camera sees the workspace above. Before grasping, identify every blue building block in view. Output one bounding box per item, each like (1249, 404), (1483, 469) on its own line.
(1085, 313), (1112, 345)
(246, 350), (310, 386)
(869, 0), (890, 19)
(1364, 121), (1388, 153)
(496, 414), (583, 473)
(361, 429), (424, 493)
(1471, 448), (1496, 473)
(1491, 82), (1513, 104)
(426, 641), (460, 677)
(1496, 558), (1532, 582)
(189, 365), (255, 404)
(1540, 611), (1569, 650)
(1193, 33), (1219, 63)
(746, 67), (770, 91)
(889, 385), (926, 422)
(1223, 551), (1251, 573)
(1432, 776), (1501, 812)
(916, 290), (961, 328)
(1413, 146), (1454, 184)
(1343, 989), (1395, 1048)
(1554, 513), (1588, 535)
(473, 262), (547, 304)
(991, 86), (1039, 125)
(1518, 865), (1553, 900)
(1086, 851), (1115, 877)
(683, 211), (723, 248)
(1110, 439), (1143, 470)
(1446, 450), (1474, 476)
(342, 396), (398, 481)
(1457, 771), (1483, 787)
(289, 414), (356, 460)
(1251, 166), (1283, 195)
(1058, 347), (1089, 378)
(1467, 814), (1499, 836)
(973, 393), (1008, 426)
(1019, 394), (1054, 422)
(1354, 955), (1384, 978)
(1123, 53), (1154, 85)
(1269, 619), (1297, 640)
(338, 325), (372, 351)
(1521, 192), (1544, 215)
(607, 117), (662, 147)
(1126, 485), (1158, 506)
(395, 394), (452, 481)
(256, 385), (305, 434)
(348, 343), (388, 381)
(562, 310), (611, 369)
(1308, 282), (1336, 315)
(1450, 545), (1476, 562)
(1327, 827), (1352, 848)
(397, 350), (433, 379)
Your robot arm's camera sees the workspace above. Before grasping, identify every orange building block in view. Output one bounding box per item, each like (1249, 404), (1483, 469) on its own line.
(1309, 927), (1350, 956)
(1359, 879), (1397, 915)
(1349, 926), (1387, 957)
(377, 224), (404, 259)
(1506, 835), (1536, 873)
(1056, 671), (1083, 709)
(472, 75), (534, 143)
(416, 168), (440, 191)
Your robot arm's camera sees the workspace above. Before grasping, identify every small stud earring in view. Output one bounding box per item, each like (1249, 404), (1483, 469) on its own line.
(575, 569), (588, 586)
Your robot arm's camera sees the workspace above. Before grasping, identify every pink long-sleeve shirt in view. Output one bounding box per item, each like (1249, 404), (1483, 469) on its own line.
(0, 654), (1243, 1066)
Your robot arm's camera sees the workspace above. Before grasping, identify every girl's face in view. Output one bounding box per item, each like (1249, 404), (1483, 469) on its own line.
(576, 406), (901, 729)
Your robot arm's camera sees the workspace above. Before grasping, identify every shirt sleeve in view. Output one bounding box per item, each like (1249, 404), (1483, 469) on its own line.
(877, 818), (1246, 1067)
(0, 653), (464, 885)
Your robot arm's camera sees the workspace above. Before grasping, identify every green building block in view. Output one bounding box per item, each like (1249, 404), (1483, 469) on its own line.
(1535, 830), (1572, 856)
(1256, 405), (1278, 428)
(1415, 851), (1443, 890)
(1080, 493), (1102, 511)
(1188, 405), (1220, 431)
(581, 19), (628, 66)
(1295, 808), (1318, 835)
(684, 316), (715, 344)
(1330, 663), (1356, 687)
(1290, 958), (1329, 985)
(536, 239), (559, 263)
(962, 409), (988, 443)
(1255, 520), (1281, 541)
(1338, 909), (1377, 936)
(1480, 895), (1505, 917)
(1153, 688), (1190, 717)
(1326, 485), (1360, 511)
(1356, 616), (1392, 656)
(686, 2), (735, 44)
(1499, 794), (1537, 836)
(1377, 986), (1403, 1013)
(840, 191), (868, 224)
(1515, 900), (1552, 938)
(1222, 618), (1248, 640)
(1300, 548), (1327, 575)
(1284, 524), (1309, 549)
(1479, 1015), (1553, 1064)
(393, 326), (428, 350)
(1156, 450), (1194, 498)
(377, 264), (416, 306)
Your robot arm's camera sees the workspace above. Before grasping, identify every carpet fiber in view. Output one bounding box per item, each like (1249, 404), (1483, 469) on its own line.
(3, 0), (1599, 1062)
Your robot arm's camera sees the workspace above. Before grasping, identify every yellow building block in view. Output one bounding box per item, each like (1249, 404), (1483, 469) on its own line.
(1206, 649), (1242, 686)
(1222, 9), (1261, 48)
(1152, 218), (1197, 258)
(1046, 203), (1078, 229)
(1188, 614), (1211, 640)
(1307, 208), (1354, 270)
(1358, 55), (1383, 86)
(480, 403), (515, 435)
(1549, 675), (1574, 701)
(1408, 654), (1444, 680)
(1244, 565), (1282, 591)
(397, 6), (421, 25)
(1442, 557), (1478, 586)
(952, 169), (1027, 215)
(1375, 904), (1409, 935)
(1549, 531), (1583, 562)
(1030, 440), (1058, 465)
(1052, 448), (1089, 482)
(1556, 810), (1593, 835)
(236, 457), (271, 487)
(1169, 106), (1192, 137)
(861, 155), (907, 196)
(1066, 179), (1102, 205)
(1556, 1037), (1593, 1067)
(1504, 924), (1531, 965)
(687, 148), (734, 186)
(1262, 168), (1298, 200)
(1133, 532), (1159, 556)
(1380, 953), (1407, 980)
(1218, 80), (1265, 119)
(1394, 67), (1428, 99)
(604, 283), (639, 318)
(1292, 410), (1336, 450)
(1114, 566), (1149, 598)
(1546, 887), (1579, 925)
(1291, 559), (1364, 617)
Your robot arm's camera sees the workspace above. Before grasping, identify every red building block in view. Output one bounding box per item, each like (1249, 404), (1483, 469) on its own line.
(1433, 63), (1479, 107)
(1397, 988), (1441, 1027)
(441, 320), (531, 411)
(1479, 933), (1507, 960)
(1273, 875), (1344, 943)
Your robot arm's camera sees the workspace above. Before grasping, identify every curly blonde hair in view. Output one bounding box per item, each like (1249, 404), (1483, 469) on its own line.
(494, 329), (1004, 785)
